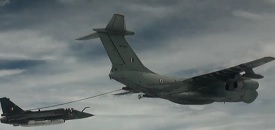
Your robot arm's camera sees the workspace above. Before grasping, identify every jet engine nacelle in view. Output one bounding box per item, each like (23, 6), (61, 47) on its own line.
(225, 80), (259, 91)
(243, 80), (259, 90)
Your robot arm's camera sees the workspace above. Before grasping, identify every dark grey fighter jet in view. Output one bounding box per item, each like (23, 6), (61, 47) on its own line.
(0, 97), (93, 127)
(77, 14), (274, 105)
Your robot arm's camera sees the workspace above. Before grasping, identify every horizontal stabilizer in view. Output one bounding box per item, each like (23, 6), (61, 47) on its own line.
(76, 32), (99, 40)
(100, 14), (134, 35)
(77, 14), (135, 40)
(106, 14), (125, 32)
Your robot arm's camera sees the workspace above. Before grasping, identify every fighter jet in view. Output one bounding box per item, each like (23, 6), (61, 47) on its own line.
(0, 97), (93, 127)
(77, 14), (274, 105)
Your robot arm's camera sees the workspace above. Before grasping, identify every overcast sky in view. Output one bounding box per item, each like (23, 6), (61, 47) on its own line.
(1, 0), (275, 130)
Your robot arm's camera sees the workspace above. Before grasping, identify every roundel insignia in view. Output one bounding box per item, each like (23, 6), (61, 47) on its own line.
(159, 79), (164, 83)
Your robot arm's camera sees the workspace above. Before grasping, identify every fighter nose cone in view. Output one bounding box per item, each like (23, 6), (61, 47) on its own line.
(77, 112), (94, 119)
(84, 112), (94, 118)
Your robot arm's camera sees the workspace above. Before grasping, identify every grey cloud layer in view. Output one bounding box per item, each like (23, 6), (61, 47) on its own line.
(0, 0), (275, 130)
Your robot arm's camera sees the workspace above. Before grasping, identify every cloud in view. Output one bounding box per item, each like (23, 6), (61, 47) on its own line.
(0, 69), (25, 77)
(0, 30), (67, 59)
(56, 0), (83, 5)
(0, 0), (10, 7)
(232, 10), (264, 20)
(0, 0), (275, 130)
(0, 59), (45, 69)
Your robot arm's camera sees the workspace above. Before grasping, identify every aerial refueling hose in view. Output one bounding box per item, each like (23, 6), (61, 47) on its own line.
(28, 89), (122, 110)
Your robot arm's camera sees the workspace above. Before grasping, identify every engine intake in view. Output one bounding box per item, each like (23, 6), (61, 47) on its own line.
(225, 80), (259, 91)
(225, 80), (243, 91)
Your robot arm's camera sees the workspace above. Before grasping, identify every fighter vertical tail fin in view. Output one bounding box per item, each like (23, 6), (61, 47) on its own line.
(0, 97), (24, 116)
(77, 14), (153, 73)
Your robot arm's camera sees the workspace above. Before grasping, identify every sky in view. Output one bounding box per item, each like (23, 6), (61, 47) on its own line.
(0, 0), (275, 129)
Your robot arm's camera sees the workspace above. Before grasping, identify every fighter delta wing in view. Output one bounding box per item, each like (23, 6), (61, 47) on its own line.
(0, 97), (93, 127)
(77, 14), (275, 105)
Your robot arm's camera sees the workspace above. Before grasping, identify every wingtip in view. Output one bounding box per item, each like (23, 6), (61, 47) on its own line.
(76, 38), (86, 40)
(264, 56), (275, 61)
(76, 38), (84, 40)
(268, 56), (275, 60)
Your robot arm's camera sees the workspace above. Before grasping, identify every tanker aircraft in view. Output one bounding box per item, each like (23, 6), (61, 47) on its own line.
(77, 14), (274, 105)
